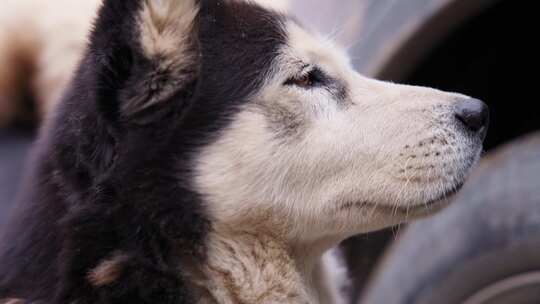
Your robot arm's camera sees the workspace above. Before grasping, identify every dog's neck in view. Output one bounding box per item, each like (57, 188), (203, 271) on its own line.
(191, 225), (341, 304)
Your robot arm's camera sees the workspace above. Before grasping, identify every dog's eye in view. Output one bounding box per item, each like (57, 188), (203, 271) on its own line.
(285, 69), (324, 88)
(286, 74), (313, 87)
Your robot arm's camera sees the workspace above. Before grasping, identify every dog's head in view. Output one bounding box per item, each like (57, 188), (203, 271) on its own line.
(89, 0), (487, 243)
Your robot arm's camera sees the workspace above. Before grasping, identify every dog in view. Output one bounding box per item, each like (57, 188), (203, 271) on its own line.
(0, 0), (488, 303)
(0, 0), (102, 126)
(0, 0), (286, 127)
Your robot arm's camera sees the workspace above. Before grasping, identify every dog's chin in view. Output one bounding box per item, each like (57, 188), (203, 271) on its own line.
(393, 183), (464, 218)
(347, 182), (464, 221)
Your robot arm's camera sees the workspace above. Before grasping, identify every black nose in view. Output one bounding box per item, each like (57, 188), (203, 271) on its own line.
(455, 98), (489, 133)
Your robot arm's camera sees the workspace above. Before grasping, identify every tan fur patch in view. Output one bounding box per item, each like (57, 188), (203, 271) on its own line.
(128, 0), (200, 113)
(197, 227), (312, 303)
(139, 0), (198, 59)
(87, 253), (130, 287)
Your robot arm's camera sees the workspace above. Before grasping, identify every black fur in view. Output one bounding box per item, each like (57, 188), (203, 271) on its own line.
(0, 0), (286, 303)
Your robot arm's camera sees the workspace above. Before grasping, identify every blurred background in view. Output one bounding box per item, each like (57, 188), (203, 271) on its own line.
(1, 0), (539, 303)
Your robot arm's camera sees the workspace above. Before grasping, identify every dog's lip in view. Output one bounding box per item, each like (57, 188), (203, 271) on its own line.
(343, 183), (464, 214)
(396, 183), (464, 214)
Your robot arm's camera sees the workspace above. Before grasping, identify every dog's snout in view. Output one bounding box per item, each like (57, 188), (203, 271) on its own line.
(454, 98), (489, 135)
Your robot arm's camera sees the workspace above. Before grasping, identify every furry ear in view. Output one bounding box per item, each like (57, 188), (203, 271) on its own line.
(89, 0), (201, 121)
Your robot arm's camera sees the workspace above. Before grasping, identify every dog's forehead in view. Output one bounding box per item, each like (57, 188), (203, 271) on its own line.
(198, 1), (351, 93)
(281, 21), (352, 77)
(197, 1), (288, 96)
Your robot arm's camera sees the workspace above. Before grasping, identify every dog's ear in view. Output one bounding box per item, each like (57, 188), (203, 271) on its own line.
(89, 0), (201, 121)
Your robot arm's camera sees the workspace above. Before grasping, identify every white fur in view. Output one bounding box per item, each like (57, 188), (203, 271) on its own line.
(251, 0), (290, 12)
(315, 250), (349, 304)
(194, 21), (483, 303)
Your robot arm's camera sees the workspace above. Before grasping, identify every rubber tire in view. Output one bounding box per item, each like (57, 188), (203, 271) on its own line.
(360, 132), (540, 304)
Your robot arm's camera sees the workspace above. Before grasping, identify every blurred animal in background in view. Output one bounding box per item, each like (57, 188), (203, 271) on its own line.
(0, 0), (102, 127)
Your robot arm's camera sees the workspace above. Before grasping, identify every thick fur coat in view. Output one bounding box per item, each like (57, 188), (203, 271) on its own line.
(0, 0), (488, 303)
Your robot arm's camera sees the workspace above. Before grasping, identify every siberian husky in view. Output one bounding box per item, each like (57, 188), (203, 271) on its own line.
(0, 0), (488, 303)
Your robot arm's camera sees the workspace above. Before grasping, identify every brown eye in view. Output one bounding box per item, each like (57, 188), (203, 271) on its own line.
(289, 74), (313, 87)
(285, 68), (325, 88)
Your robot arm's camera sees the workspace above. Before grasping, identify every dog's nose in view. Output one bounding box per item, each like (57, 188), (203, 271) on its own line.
(455, 98), (489, 134)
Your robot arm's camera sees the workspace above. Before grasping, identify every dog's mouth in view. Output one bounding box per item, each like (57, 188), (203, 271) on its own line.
(392, 182), (464, 215)
(341, 182), (464, 216)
